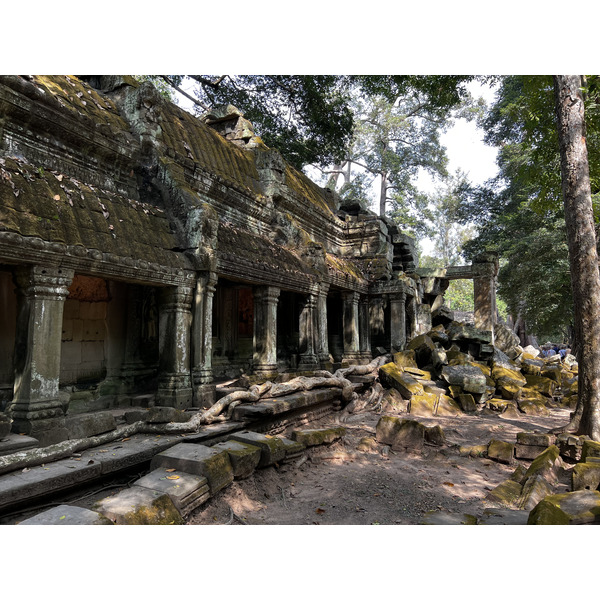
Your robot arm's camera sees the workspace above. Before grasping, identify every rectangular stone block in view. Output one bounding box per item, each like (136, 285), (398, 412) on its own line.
(210, 440), (261, 478)
(515, 444), (549, 461)
(135, 468), (210, 517)
(291, 427), (346, 447)
(227, 432), (287, 467)
(572, 463), (600, 492)
(66, 411), (116, 439)
(61, 341), (82, 365)
(487, 439), (515, 464)
(516, 432), (555, 447)
(18, 505), (113, 525)
(150, 442), (234, 495)
(93, 487), (184, 524)
(82, 320), (106, 341)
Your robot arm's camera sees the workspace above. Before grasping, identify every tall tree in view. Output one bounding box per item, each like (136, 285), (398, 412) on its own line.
(554, 75), (600, 440)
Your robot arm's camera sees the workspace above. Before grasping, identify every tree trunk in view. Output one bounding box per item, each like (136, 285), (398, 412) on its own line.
(379, 171), (388, 217)
(554, 75), (600, 440)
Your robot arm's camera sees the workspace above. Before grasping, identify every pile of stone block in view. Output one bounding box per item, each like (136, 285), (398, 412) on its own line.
(378, 321), (578, 418)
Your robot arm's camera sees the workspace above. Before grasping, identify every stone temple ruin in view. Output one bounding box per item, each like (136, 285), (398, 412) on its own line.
(0, 75), (499, 449)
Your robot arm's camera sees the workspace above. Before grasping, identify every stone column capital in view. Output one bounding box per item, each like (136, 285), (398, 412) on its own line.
(254, 286), (281, 304)
(13, 265), (74, 300)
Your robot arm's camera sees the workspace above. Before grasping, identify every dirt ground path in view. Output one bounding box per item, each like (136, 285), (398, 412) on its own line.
(186, 405), (573, 525)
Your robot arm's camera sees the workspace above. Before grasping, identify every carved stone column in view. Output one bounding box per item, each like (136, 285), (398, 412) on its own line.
(359, 295), (372, 360)
(315, 282), (331, 368)
(192, 273), (217, 407)
(253, 286), (280, 376)
(389, 291), (407, 352)
(192, 273), (217, 385)
(9, 265), (74, 445)
(473, 253), (499, 339)
(474, 276), (496, 334)
(298, 291), (319, 370)
(342, 291), (361, 362)
(156, 285), (193, 409)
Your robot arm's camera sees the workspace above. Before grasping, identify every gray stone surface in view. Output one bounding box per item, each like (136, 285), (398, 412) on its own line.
(0, 433), (39, 457)
(150, 442), (234, 494)
(18, 504), (113, 525)
(420, 510), (478, 525)
(135, 468), (210, 516)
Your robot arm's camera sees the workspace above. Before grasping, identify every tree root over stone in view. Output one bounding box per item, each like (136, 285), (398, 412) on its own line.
(0, 355), (392, 476)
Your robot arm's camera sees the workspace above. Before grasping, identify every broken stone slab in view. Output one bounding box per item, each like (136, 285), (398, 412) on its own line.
(517, 473), (553, 510)
(382, 388), (409, 412)
(581, 439), (600, 461)
(424, 424), (446, 446)
(522, 445), (562, 485)
(572, 462), (600, 492)
(65, 411), (116, 439)
(227, 431), (287, 467)
(510, 464), (528, 484)
(478, 507), (530, 525)
(420, 510), (478, 525)
(446, 322), (492, 344)
(487, 439), (515, 465)
(379, 363), (424, 399)
(392, 349), (418, 369)
(486, 479), (523, 507)
(496, 377), (525, 400)
(515, 444), (552, 460)
(557, 433), (589, 461)
(524, 374), (557, 397)
(441, 365), (487, 395)
(527, 490), (600, 524)
(457, 393), (477, 413)
(406, 333), (435, 366)
(520, 358), (544, 376)
(210, 440), (262, 479)
(134, 468), (210, 517)
(491, 365), (526, 385)
(375, 416), (425, 451)
(517, 399), (550, 416)
(278, 436), (306, 462)
(291, 427), (346, 448)
(458, 444), (488, 457)
(517, 432), (556, 447)
(18, 504), (114, 525)
(150, 443), (234, 495)
(94, 487), (184, 525)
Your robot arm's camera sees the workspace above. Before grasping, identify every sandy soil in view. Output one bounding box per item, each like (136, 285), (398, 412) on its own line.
(186, 404), (573, 525)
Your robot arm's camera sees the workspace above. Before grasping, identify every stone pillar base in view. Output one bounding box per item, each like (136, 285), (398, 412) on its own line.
(253, 365), (279, 378)
(193, 384), (216, 409)
(156, 374), (193, 409)
(298, 353), (319, 371)
(9, 410), (69, 446)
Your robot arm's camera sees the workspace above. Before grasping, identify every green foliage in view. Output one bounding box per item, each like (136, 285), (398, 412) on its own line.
(458, 75), (600, 342)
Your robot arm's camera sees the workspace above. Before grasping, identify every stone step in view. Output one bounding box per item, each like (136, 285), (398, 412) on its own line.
(17, 504), (113, 525)
(150, 443), (234, 495)
(134, 468), (210, 517)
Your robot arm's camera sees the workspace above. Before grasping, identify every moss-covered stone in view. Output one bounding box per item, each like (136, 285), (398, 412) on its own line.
(291, 426), (346, 447)
(518, 399), (550, 416)
(425, 424), (446, 446)
(524, 374), (557, 397)
(527, 490), (600, 524)
(572, 462), (600, 491)
(582, 439), (600, 461)
(94, 487), (184, 525)
(379, 363), (424, 399)
(457, 393), (477, 413)
(523, 444), (561, 484)
(491, 365), (526, 385)
(420, 511), (478, 525)
(393, 350), (418, 369)
(517, 474), (552, 510)
(487, 479), (523, 506)
(408, 392), (438, 417)
(487, 439), (515, 464)
(210, 440), (262, 479)
(458, 444), (488, 457)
